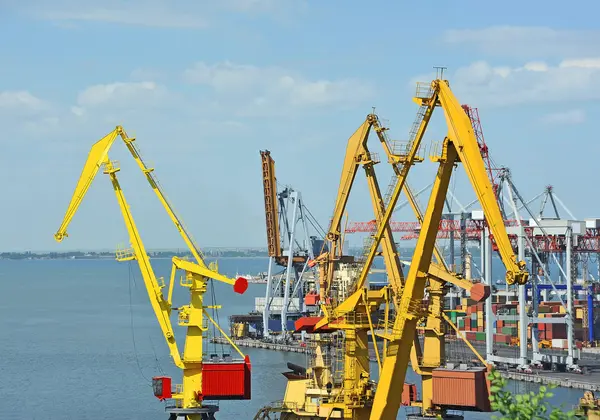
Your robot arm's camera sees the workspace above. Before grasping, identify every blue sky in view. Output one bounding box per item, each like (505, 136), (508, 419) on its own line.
(2, 0), (600, 251)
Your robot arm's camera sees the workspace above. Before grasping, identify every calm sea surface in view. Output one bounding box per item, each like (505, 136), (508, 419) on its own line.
(0, 258), (585, 419)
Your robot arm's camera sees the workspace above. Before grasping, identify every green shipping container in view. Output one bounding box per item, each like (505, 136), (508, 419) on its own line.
(502, 327), (517, 335)
(475, 332), (486, 341)
(458, 319), (465, 328)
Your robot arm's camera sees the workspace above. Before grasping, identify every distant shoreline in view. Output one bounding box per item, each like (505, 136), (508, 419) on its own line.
(0, 251), (271, 261)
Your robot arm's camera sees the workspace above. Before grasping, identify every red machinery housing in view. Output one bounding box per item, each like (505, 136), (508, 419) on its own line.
(201, 355), (252, 400)
(152, 356), (252, 402)
(152, 376), (172, 400)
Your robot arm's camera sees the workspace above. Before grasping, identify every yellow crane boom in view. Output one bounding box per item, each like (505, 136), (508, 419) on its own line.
(54, 126), (250, 420)
(370, 79), (529, 420)
(55, 126), (208, 268)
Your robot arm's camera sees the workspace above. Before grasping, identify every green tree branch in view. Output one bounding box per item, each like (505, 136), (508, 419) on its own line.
(488, 369), (583, 419)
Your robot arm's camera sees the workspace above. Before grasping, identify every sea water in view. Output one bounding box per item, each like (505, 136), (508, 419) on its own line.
(0, 258), (584, 419)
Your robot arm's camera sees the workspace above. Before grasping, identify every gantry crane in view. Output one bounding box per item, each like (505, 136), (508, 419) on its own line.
(260, 150), (319, 338)
(54, 126), (251, 420)
(257, 78), (528, 420)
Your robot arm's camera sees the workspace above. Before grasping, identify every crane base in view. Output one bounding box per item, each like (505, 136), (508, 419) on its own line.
(166, 404), (219, 419)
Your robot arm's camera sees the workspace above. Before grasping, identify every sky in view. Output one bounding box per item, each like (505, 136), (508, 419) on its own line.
(1, 0), (600, 252)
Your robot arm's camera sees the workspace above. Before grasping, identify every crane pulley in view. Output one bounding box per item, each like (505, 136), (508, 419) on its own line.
(54, 126), (251, 420)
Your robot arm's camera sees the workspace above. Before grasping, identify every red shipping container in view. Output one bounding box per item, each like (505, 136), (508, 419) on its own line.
(304, 293), (319, 306)
(402, 383), (417, 406)
(432, 368), (491, 412)
(549, 324), (567, 340)
(201, 356), (251, 400)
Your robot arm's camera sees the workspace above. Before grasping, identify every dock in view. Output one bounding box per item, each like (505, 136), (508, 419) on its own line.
(213, 337), (600, 391)
(211, 337), (314, 354)
(499, 370), (600, 391)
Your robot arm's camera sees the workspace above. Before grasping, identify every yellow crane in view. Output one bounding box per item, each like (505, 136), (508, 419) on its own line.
(258, 78), (528, 420)
(369, 78), (527, 420)
(54, 126), (251, 420)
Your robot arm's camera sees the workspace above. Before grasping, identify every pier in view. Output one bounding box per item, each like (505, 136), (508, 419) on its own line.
(499, 370), (600, 391)
(214, 337), (600, 391)
(211, 337), (314, 354)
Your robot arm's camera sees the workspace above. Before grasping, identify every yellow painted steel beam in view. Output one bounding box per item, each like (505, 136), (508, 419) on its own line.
(370, 139), (458, 420)
(436, 81), (528, 285)
(54, 128), (119, 242)
(352, 94), (438, 293)
(105, 162), (184, 368)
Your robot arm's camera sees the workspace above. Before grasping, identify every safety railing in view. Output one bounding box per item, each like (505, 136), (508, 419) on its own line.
(415, 81), (434, 99)
(115, 245), (135, 261)
(364, 152), (380, 165)
(102, 160), (120, 173)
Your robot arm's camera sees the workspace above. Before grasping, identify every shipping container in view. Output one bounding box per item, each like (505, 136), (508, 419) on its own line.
(202, 356), (251, 400)
(401, 383), (418, 406)
(432, 368), (490, 412)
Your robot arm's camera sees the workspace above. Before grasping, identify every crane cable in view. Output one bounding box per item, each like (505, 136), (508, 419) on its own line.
(128, 261), (166, 382)
(209, 277), (225, 355)
(128, 262), (152, 385)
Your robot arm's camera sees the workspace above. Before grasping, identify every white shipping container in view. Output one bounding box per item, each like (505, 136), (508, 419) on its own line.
(471, 210), (484, 221)
(254, 297), (301, 312)
(586, 218), (600, 229)
(571, 221), (585, 235)
(551, 339), (567, 349)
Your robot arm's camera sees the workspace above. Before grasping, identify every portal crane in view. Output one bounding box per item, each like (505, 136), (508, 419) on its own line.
(370, 79), (528, 419)
(54, 126), (251, 420)
(259, 78), (528, 420)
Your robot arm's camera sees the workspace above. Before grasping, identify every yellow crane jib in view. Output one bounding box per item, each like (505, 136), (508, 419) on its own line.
(369, 79), (529, 420)
(54, 126), (250, 420)
(433, 80), (528, 286)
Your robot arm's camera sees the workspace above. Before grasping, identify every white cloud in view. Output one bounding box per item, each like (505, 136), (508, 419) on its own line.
(16, 0), (304, 28)
(76, 81), (172, 108)
(443, 26), (600, 59)
(0, 91), (49, 114)
(432, 58), (600, 107)
(130, 68), (165, 81)
(540, 109), (586, 125)
(183, 61), (374, 114)
(40, 8), (207, 29)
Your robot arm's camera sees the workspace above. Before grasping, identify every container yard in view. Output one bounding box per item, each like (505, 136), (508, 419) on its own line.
(5, 3), (600, 420)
